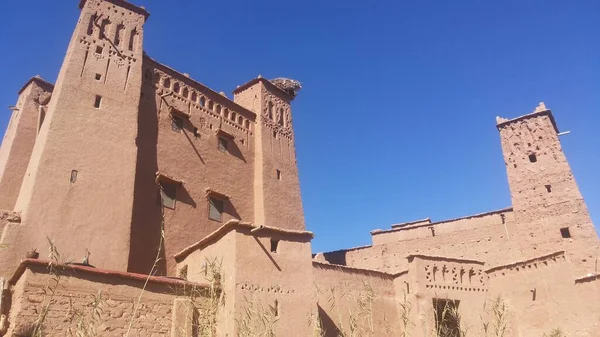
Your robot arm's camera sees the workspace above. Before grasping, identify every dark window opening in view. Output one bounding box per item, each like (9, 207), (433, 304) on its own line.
(270, 239), (279, 253)
(529, 154), (537, 163)
(208, 100), (214, 111)
(218, 137), (228, 152)
(95, 73), (102, 81)
(94, 95), (102, 108)
(433, 299), (461, 337)
(70, 170), (78, 183)
(173, 82), (180, 93)
(560, 227), (571, 239)
(276, 169), (282, 180)
(160, 182), (177, 209)
(430, 227), (435, 237)
(273, 130), (277, 139)
(531, 288), (537, 301)
(199, 96), (205, 107)
(268, 101), (274, 120)
(208, 197), (224, 222)
(163, 78), (171, 88)
(273, 300), (279, 318)
(171, 116), (183, 132)
(128, 28), (137, 51)
(95, 45), (103, 54)
(545, 185), (552, 193)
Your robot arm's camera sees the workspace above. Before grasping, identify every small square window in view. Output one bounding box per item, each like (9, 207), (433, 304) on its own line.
(208, 197), (224, 222)
(95, 73), (102, 81)
(171, 116), (183, 132)
(270, 239), (279, 253)
(94, 95), (102, 108)
(529, 154), (537, 163)
(560, 227), (571, 239)
(276, 169), (282, 180)
(160, 182), (177, 209)
(218, 137), (228, 152)
(95, 45), (103, 54)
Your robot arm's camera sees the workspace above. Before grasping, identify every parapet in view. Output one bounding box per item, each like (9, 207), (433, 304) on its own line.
(496, 102), (559, 133)
(78, 0), (150, 21)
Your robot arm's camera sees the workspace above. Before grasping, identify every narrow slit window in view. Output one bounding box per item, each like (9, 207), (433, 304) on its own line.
(208, 197), (224, 222)
(273, 300), (279, 318)
(270, 239), (279, 253)
(70, 170), (78, 183)
(560, 227), (571, 239)
(94, 95), (102, 108)
(276, 169), (282, 180)
(529, 154), (537, 163)
(545, 185), (552, 193)
(160, 182), (177, 209)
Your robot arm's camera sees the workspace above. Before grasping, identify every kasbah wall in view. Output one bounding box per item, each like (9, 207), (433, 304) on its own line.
(0, 1), (598, 336)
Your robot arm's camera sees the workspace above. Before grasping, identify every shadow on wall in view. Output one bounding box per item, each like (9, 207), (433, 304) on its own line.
(318, 304), (343, 337)
(128, 78), (166, 276)
(226, 138), (246, 163)
(181, 122), (204, 165)
(177, 184), (196, 208)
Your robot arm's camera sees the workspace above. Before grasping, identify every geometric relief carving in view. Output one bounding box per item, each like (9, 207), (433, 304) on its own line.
(424, 262), (487, 291)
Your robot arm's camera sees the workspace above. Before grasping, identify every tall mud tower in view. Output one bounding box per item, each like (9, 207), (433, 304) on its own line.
(234, 78), (306, 230)
(497, 103), (599, 274)
(0, 0), (148, 275)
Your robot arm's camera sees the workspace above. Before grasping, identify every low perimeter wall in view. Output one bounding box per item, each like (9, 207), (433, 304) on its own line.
(2, 259), (211, 337)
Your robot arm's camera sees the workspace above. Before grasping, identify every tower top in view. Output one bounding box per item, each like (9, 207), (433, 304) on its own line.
(495, 102), (559, 133)
(233, 77), (301, 101)
(79, 0), (150, 21)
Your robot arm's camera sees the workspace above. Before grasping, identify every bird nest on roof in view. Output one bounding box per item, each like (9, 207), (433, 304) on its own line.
(270, 78), (302, 99)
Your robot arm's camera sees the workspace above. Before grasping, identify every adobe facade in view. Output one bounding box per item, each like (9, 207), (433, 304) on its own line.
(0, 1), (599, 336)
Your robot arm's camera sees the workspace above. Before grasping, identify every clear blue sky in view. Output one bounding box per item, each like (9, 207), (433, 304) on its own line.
(0, 1), (598, 253)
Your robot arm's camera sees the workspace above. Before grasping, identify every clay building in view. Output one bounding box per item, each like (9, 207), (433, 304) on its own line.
(0, 1), (599, 336)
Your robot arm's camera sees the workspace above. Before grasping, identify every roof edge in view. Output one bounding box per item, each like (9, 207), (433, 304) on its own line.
(174, 220), (314, 262)
(145, 54), (256, 120)
(312, 261), (396, 279)
(371, 207), (513, 235)
(8, 259), (207, 288)
(496, 109), (559, 133)
(79, 0), (150, 21)
(232, 77), (294, 101)
(486, 251), (565, 274)
(407, 254), (485, 265)
(18, 76), (54, 95)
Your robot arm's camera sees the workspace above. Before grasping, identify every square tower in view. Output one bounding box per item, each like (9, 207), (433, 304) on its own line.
(0, 0), (149, 276)
(497, 103), (599, 274)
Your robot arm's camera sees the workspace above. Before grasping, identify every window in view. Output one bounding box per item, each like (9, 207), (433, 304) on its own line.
(276, 169), (282, 180)
(182, 87), (189, 98)
(95, 45), (103, 54)
(70, 170), (78, 183)
(191, 92), (197, 102)
(160, 182), (177, 209)
(223, 108), (229, 119)
(560, 227), (571, 239)
(218, 137), (228, 152)
(95, 73), (102, 81)
(270, 239), (279, 253)
(171, 116), (183, 132)
(433, 299), (460, 337)
(268, 101), (274, 120)
(208, 100), (214, 111)
(545, 184), (552, 193)
(529, 154), (537, 163)
(199, 96), (205, 107)
(273, 300), (279, 318)
(163, 78), (171, 88)
(208, 197), (224, 221)
(173, 82), (180, 93)
(94, 95), (102, 108)
(216, 105), (222, 115)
